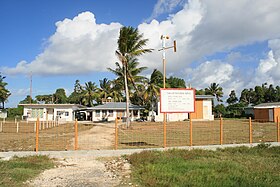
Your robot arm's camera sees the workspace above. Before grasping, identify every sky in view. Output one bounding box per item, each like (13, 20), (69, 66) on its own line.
(1, 0), (280, 107)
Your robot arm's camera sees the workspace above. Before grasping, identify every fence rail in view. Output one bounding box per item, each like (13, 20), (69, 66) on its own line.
(0, 117), (279, 151)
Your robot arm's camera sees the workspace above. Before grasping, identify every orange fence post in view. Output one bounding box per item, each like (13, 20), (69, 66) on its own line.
(277, 116), (280, 142)
(220, 116), (223, 145)
(163, 113), (167, 148)
(190, 114), (193, 146)
(74, 119), (78, 150)
(35, 117), (39, 152)
(115, 118), (118, 150)
(249, 117), (252, 144)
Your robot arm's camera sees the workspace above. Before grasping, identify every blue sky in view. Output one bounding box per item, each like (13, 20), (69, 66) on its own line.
(1, 0), (280, 107)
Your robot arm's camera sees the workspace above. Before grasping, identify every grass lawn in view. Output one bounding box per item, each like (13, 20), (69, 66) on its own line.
(128, 144), (280, 187)
(0, 155), (54, 187)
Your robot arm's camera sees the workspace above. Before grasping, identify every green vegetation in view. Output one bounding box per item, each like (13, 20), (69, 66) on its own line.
(0, 73), (11, 109)
(0, 155), (54, 187)
(128, 144), (280, 187)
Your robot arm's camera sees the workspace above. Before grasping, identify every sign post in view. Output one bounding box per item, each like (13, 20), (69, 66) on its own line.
(160, 88), (195, 147)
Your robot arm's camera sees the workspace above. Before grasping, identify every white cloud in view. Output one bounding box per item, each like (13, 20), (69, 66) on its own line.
(3, 0), (280, 96)
(252, 39), (280, 85)
(2, 12), (122, 75)
(146, 0), (186, 22)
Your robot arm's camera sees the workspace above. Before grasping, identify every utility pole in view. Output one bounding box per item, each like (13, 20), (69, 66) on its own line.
(159, 35), (176, 148)
(30, 72), (32, 104)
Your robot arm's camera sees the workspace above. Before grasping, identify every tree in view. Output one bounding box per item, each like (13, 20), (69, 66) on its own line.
(82, 81), (98, 107)
(196, 89), (205, 95)
(20, 95), (37, 104)
(239, 88), (255, 105)
(115, 26), (152, 128)
(98, 78), (112, 104)
(143, 69), (162, 116)
(68, 80), (84, 104)
(226, 90), (238, 105)
(205, 83), (223, 103)
(0, 73), (11, 109)
(53, 88), (68, 104)
(35, 94), (53, 104)
(167, 76), (186, 88)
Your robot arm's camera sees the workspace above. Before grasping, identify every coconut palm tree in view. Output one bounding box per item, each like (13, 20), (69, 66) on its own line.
(115, 26), (152, 127)
(0, 74), (11, 109)
(144, 69), (163, 115)
(98, 78), (113, 104)
(205, 83), (223, 103)
(82, 81), (98, 107)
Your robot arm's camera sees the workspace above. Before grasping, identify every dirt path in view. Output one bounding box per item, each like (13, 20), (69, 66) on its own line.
(27, 122), (132, 187)
(75, 122), (115, 150)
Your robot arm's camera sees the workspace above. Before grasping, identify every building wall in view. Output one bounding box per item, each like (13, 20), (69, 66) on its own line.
(23, 106), (75, 122)
(274, 108), (280, 122)
(254, 108), (269, 121)
(190, 100), (203, 119)
(91, 109), (140, 122)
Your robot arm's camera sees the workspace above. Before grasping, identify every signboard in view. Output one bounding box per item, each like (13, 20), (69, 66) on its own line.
(160, 88), (195, 113)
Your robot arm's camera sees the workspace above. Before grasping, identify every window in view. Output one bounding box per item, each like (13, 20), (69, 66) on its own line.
(31, 108), (43, 118)
(133, 110), (138, 116)
(57, 111), (63, 116)
(65, 112), (69, 116)
(96, 110), (100, 117)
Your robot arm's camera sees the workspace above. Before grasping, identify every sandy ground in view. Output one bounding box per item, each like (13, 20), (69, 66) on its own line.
(27, 122), (132, 187)
(75, 122), (116, 150)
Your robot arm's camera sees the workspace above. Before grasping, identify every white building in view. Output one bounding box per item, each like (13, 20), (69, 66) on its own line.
(82, 102), (144, 122)
(19, 104), (85, 122)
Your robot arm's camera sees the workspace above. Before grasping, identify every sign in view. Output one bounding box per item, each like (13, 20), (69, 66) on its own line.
(160, 88), (195, 113)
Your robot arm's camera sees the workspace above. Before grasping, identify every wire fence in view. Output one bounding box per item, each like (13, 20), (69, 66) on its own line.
(0, 117), (279, 151)
(116, 117), (280, 149)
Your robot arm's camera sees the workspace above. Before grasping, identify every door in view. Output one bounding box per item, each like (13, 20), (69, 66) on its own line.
(203, 106), (209, 119)
(269, 109), (274, 122)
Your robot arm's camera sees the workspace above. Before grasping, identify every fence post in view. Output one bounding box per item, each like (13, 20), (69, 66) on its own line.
(74, 119), (78, 150)
(16, 122), (19, 133)
(115, 118), (118, 150)
(36, 118), (39, 152)
(277, 116), (279, 142)
(0, 122), (2, 132)
(163, 113), (167, 148)
(249, 117), (252, 144)
(34, 122), (36, 133)
(220, 116), (223, 145)
(190, 114), (193, 146)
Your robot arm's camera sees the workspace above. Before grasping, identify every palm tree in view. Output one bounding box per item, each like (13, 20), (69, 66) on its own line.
(205, 83), (223, 103)
(0, 74), (11, 109)
(144, 69), (163, 116)
(82, 81), (98, 107)
(115, 26), (152, 127)
(108, 57), (147, 97)
(98, 78), (113, 104)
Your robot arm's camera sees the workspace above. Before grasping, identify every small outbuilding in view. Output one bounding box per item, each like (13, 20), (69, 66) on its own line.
(254, 102), (280, 122)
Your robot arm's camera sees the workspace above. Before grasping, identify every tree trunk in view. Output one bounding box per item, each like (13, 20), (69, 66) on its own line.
(124, 65), (131, 128)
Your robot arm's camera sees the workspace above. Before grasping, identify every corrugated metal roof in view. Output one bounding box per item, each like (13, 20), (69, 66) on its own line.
(254, 102), (280, 108)
(19, 104), (86, 108)
(195, 95), (215, 99)
(87, 102), (144, 110)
